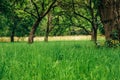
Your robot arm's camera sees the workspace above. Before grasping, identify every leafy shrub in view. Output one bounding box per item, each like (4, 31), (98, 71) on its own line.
(96, 40), (120, 48)
(104, 40), (120, 48)
(110, 30), (119, 40)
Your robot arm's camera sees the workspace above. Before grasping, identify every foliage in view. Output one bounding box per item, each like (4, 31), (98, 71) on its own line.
(104, 40), (120, 48)
(0, 0), (119, 44)
(0, 0), (98, 38)
(0, 0), (11, 15)
(15, 16), (34, 37)
(0, 15), (10, 36)
(98, 23), (105, 35)
(96, 40), (120, 48)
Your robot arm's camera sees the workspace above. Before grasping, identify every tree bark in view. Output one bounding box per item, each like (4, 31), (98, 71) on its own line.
(115, 0), (120, 42)
(89, 0), (98, 43)
(44, 26), (49, 42)
(91, 25), (97, 43)
(28, 18), (41, 43)
(44, 12), (52, 42)
(91, 19), (98, 43)
(99, 1), (113, 40)
(99, 0), (120, 41)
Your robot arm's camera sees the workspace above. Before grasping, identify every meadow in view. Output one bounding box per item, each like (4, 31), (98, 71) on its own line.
(0, 41), (120, 80)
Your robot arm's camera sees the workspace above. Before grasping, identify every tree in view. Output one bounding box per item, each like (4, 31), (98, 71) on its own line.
(0, 15), (10, 37)
(0, 0), (17, 42)
(22, 0), (57, 43)
(99, 0), (120, 41)
(72, 0), (101, 44)
(44, 12), (53, 42)
(0, 0), (34, 42)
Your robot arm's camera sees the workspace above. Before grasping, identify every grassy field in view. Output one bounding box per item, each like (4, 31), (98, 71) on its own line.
(0, 41), (120, 80)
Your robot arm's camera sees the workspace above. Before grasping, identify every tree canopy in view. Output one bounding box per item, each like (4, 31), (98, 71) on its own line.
(0, 0), (120, 45)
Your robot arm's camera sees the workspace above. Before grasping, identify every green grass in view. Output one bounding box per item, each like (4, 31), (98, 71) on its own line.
(0, 41), (120, 80)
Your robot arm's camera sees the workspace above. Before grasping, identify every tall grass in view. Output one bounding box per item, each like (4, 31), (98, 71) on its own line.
(0, 41), (120, 80)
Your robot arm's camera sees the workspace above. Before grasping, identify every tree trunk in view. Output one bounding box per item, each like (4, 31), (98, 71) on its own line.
(99, 0), (120, 41)
(44, 13), (52, 42)
(99, 3), (113, 40)
(28, 0), (57, 43)
(91, 26), (97, 43)
(10, 27), (15, 42)
(91, 20), (98, 44)
(115, 0), (120, 42)
(44, 27), (49, 42)
(89, 0), (98, 44)
(28, 18), (41, 43)
(10, 21), (17, 42)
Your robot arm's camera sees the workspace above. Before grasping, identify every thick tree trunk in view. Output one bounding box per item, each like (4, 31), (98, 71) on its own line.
(115, 0), (120, 42)
(99, 0), (120, 41)
(28, 18), (41, 43)
(99, 5), (113, 40)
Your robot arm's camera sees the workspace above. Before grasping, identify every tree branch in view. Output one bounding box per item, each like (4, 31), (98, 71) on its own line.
(80, 25), (91, 34)
(70, 15), (91, 34)
(41, 0), (57, 18)
(41, 0), (45, 11)
(74, 12), (92, 23)
(30, 0), (40, 17)
(72, 0), (92, 23)
(24, 9), (38, 18)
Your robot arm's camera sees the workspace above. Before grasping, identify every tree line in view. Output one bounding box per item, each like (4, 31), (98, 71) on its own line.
(0, 0), (120, 44)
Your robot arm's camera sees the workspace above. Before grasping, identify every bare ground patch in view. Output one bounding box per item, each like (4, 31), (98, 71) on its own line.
(0, 35), (105, 42)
